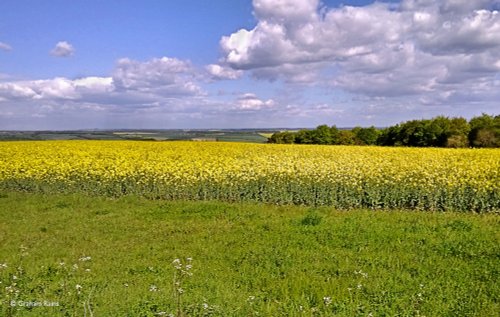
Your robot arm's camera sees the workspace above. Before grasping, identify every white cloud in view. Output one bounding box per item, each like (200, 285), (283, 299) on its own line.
(416, 9), (500, 54)
(253, 0), (319, 23)
(0, 42), (12, 51)
(0, 77), (113, 100)
(206, 64), (242, 80)
(113, 57), (201, 96)
(0, 57), (202, 103)
(401, 0), (497, 13)
(0, 82), (38, 99)
(50, 41), (75, 57)
(219, 0), (500, 106)
(32, 78), (79, 99)
(73, 77), (115, 94)
(220, 2), (405, 70)
(0, 56), (211, 128)
(233, 93), (275, 110)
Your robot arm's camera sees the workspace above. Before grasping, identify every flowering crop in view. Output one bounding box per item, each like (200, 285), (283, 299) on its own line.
(0, 141), (498, 211)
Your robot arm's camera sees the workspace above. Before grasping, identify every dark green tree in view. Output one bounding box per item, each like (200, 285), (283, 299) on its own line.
(469, 114), (500, 147)
(268, 131), (296, 144)
(295, 129), (315, 144)
(425, 116), (450, 146)
(377, 125), (402, 146)
(445, 117), (470, 148)
(399, 120), (428, 146)
(338, 130), (356, 145)
(330, 125), (341, 145)
(311, 125), (333, 145)
(352, 126), (380, 145)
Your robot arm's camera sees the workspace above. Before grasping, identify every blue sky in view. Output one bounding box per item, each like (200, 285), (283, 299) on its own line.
(0, 0), (499, 129)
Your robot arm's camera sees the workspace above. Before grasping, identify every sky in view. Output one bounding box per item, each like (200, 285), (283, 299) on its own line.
(0, 0), (499, 130)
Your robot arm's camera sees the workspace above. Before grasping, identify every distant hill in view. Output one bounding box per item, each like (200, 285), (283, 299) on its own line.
(0, 129), (286, 143)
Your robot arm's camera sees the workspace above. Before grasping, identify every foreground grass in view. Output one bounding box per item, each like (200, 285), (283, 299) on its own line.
(0, 192), (498, 316)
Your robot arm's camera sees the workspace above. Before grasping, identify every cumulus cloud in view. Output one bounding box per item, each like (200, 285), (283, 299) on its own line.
(416, 9), (500, 54)
(220, 1), (404, 70)
(0, 77), (113, 100)
(0, 42), (12, 51)
(50, 41), (75, 57)
(253, 0), (319, 23)
(0, 56), (214, 129)
(206, 64), (242, 80)
(113, 57), (201, 96)
(233, 93), (275, 110)
(0, 57), (202, 107)
(219, 0), (500, 105)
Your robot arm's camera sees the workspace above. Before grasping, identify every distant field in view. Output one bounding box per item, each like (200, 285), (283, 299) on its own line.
(0, 141), (498, 212)
(0, 192), (498, 316)
(0, 129), (273, 143)
(259, 133), (274, 138)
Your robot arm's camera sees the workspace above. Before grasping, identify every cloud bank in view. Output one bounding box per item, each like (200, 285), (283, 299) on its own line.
(0, 57), (202, 109)
(220, 0), (500, 103)
(0, 57), (220, 129)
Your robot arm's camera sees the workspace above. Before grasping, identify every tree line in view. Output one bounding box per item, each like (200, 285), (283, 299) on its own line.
(268, 114), (500, 148)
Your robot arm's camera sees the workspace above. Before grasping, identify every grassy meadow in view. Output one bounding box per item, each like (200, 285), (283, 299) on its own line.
(0, 191), (499, 316)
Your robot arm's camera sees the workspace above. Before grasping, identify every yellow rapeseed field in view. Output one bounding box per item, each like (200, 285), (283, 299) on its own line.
(0, 141), (498, 211)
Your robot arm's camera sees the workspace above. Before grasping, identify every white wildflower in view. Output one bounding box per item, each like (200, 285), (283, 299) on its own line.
(323, 296), (332, 306)
(172, 259), (182, 270)
(149, 285), (158, 292)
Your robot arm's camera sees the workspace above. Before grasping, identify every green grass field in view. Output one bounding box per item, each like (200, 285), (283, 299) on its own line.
(0, 191), (498, 316)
